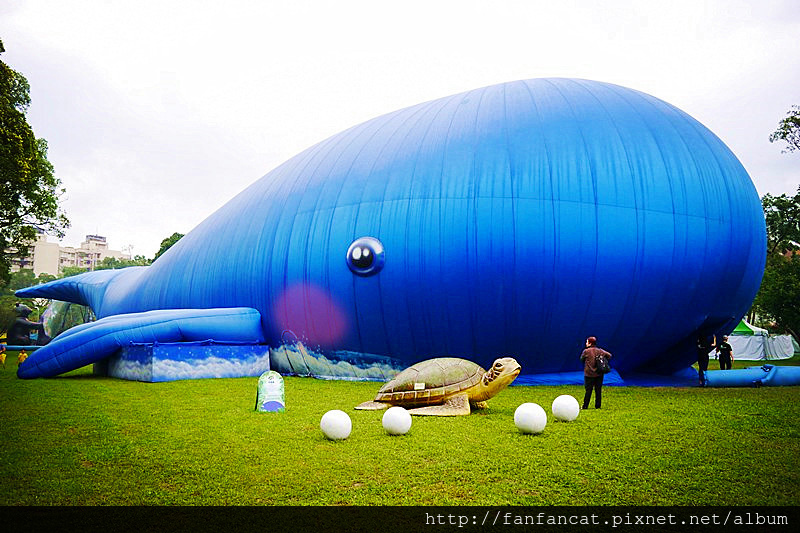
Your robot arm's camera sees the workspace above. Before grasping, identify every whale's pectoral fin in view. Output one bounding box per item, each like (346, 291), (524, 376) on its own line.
(17, 308), (265, 379)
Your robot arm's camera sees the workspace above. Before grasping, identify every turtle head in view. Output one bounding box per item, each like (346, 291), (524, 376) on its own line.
(475, 357), (521, 400)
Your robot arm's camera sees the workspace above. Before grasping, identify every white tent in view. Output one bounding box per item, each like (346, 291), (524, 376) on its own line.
(727, 335), (796, 361)
(728, 319), (796, 361)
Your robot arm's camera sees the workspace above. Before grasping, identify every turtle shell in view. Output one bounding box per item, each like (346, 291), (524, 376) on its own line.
(374, 357), (485, 407)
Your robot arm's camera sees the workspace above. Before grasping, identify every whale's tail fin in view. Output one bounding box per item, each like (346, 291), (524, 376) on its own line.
(15, 267), (148, 316)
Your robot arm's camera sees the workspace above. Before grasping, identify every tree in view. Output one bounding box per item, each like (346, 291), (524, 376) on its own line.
(752, 187), (800, 343)
(753, 254), (800, 342)
(95, 255), (151, 270)
(153, 232), (184, 261)
(770, 105), (800, 153)
(0, 40), (69, 285)
(761, 186), (800, 255)
(60, 266), (89, 278)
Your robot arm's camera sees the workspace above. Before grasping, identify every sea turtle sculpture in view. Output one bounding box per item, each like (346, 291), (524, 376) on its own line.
(355, 357), (521, 416)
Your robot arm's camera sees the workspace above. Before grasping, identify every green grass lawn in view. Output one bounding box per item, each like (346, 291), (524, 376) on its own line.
(1, 353), (799, 506)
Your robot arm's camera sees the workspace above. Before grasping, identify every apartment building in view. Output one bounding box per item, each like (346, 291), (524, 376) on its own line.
(10, 233), (131, 277)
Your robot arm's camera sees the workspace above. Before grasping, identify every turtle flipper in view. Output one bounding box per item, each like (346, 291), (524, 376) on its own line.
(472, 400), (489, 410)
(407, 393), (471, 416)
(355, 401), (390, 410)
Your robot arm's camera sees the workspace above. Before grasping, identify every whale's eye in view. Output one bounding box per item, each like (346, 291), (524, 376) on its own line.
(347, 237), (385, 276)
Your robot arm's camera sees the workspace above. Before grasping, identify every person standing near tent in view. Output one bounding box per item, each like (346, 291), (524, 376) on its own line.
(580, 336), (612, 409)
(716, 335), (734, 370)
(696, 334), (716, 386)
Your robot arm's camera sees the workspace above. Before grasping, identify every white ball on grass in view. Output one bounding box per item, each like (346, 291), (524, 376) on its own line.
(382, 406), (412, 435)
(320, 409), (352, 440)
(551, 394), (580, 422)
(514, 403), (547, 434)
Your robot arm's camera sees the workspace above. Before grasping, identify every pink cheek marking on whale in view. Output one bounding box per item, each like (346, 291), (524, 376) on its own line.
(272, 283), (349, 348)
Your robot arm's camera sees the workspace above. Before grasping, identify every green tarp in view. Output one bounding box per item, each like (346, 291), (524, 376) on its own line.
(732, 319), (767, 336)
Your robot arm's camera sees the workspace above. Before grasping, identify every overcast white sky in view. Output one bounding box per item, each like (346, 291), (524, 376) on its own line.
(2, 0), (799, 258)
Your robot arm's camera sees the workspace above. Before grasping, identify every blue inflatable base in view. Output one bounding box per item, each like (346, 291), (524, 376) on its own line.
(513, 370), (623, 386)
(87, 341), (800, 388)
(704, 365), (800, 387)
(3, 345), (43, 351)
(94, 341), (270, 382)
(512, 367), (700, 387)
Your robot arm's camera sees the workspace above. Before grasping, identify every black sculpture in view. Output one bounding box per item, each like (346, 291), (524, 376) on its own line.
(6, 303), (50, 346)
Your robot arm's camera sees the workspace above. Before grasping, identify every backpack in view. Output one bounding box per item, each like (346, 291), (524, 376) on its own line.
(596, 353), (611, 374)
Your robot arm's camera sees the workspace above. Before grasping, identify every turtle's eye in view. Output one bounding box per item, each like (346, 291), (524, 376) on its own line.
(347, 237), (385, 276)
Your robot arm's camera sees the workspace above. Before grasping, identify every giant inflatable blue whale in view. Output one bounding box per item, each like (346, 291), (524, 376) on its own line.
(17, 78), (766, 380)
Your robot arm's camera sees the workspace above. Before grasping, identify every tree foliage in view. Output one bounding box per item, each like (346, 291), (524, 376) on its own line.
(0, 40), (69, 285)
(761, 186), (800, 255)
(769, 105), (800, 153)
(752, 186), (800, 342)
(753, 254), (800, 342)
(153, 232), (184, 261)
(96, 255), (151, 270)
(59, 266), (90, 278)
